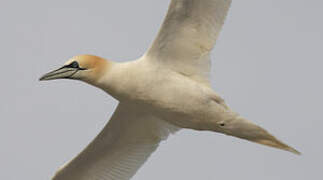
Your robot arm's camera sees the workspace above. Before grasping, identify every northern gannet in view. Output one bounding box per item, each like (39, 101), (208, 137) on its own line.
(40, 0), (300, 179)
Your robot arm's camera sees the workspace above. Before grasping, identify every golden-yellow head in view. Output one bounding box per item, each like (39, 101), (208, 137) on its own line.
(39, 55), (110, 84)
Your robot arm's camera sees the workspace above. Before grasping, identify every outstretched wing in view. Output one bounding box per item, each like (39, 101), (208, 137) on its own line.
(145, 0), (232, 85)
(52, 103), (178, 180)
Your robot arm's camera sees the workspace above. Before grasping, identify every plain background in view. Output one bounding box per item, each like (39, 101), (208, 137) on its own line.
(1, 0), (322, 179)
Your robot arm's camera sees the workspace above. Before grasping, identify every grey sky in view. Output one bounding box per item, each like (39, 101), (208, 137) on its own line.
(1, 0), (322, 179)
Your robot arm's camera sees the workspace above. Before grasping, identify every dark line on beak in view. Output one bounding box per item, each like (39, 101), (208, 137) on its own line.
(66, 69), (79, 79)
(48, 69), (76, 77)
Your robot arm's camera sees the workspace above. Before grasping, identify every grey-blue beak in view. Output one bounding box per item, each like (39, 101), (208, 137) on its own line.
(39, 66), (78, 81)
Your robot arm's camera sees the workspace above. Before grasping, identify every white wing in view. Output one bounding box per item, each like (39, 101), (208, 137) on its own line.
(145, 0), (232, 85)
(52, 103), (178, 180)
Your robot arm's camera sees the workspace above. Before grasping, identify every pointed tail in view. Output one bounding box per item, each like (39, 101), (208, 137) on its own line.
(220, 116), (300, 155)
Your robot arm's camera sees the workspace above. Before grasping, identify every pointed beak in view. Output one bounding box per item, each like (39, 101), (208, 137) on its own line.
(222, 117), (301, 155)
(39, 66), (78, 81)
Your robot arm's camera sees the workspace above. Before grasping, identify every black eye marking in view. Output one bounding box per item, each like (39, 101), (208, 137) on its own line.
(65, 61), (79, 68)
(220, 123), (225, 127)
(64, 61), (87, 70)
(70, 61), (79, 68)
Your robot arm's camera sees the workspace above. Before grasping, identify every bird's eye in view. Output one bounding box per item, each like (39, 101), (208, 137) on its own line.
(70, 61), (79, 68)
(65, 61), (80, 69)
(64, 61), (87, 70)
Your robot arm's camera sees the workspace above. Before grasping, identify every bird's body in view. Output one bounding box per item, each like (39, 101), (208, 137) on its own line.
(98, 57), (232, 131)
(40, 0), (300, 179)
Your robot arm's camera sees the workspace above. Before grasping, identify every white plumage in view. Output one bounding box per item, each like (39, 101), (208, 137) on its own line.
(40, 0), (299, 179)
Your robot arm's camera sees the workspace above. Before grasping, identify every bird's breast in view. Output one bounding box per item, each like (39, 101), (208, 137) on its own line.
(99, 60), (227, 129)
(120, 69), (218, 127)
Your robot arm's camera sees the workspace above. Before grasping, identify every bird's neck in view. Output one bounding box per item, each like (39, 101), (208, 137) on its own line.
(88, 61), (130, 100)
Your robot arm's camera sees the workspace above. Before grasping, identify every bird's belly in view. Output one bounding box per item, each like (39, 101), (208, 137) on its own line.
(134, 77), (228, 130)
(107, 64), (234, 130)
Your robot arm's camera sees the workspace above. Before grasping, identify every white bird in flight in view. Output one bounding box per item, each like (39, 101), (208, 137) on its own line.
(40, 0), (300, 179)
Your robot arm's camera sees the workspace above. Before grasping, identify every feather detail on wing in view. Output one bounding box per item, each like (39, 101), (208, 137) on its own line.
(52, 103), (179, 180)
(146, 0), (232, 85)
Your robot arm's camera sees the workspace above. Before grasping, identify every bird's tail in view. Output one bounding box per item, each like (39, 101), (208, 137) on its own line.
(219, 116), (300, 155)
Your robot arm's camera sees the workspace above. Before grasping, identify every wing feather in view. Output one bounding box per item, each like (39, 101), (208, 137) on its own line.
(52, 103), (178, 180)
(146, 0), (232, 84)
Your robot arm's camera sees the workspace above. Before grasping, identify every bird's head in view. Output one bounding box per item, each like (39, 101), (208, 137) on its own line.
(39, 55), (111, 85)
